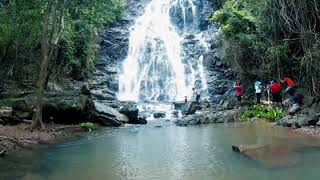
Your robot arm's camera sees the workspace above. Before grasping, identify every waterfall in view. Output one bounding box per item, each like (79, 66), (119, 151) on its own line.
(118, 0), (207, 102)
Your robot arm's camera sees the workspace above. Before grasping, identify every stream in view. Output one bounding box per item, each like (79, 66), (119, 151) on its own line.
(1, 120), (320, 180)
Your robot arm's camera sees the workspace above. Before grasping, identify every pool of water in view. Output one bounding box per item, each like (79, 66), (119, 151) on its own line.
(1, 121), (320, 180)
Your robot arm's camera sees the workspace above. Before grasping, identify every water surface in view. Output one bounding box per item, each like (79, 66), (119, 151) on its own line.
(1, 121), (320, 180)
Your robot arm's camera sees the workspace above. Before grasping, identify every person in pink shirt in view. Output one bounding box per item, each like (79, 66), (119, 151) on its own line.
(233, 81), (243, 102)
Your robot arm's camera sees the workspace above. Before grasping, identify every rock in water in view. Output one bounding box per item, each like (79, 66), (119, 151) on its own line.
(184, 101), (197, 115)
(91, 102), (129, 126)
(153, 112), (166, 119)
(0, 145), (6, 157)
(119, 102), (144, 124)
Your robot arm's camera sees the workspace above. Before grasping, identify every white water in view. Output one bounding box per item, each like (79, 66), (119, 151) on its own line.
(118, 0), (208, 102)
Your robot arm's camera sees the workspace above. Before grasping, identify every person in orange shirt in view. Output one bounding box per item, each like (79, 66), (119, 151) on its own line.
(281, 77), (298, 104)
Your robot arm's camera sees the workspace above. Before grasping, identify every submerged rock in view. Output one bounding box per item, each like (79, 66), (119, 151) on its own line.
(153, 112), (166, 119)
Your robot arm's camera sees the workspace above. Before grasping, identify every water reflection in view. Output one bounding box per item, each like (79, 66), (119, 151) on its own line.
(1, 121), (320, 180)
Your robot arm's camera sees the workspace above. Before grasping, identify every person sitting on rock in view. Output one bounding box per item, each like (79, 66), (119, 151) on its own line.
(281, 77), (298, 104)
(234, 81), (244, 102)
(269, 79), (282, 107)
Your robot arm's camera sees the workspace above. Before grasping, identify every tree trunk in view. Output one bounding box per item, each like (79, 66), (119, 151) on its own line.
(32, 0), (54, 129)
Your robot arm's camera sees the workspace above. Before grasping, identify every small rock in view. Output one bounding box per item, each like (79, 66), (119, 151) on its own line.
(289, 104), (300, 115)
(153, 112), (166, 119)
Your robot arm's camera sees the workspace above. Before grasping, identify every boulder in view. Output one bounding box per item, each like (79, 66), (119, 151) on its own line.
(119, 102), (139, 121)
(0, 107), (21, 125)
(173, 102), (186, 111)
(277, 115), (293, 127)
(136, 115), (147, 124)
(200, 100), (211, 109)
(153, 112), (166, 119)
(289, 104), (300, 115)
(175, 108), (239, 126)
(184, 101), (197, 115)
(222, 99), (237, 110)
(93, 101), (129, 124)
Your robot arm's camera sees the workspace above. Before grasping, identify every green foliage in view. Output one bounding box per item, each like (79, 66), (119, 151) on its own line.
(241, 105), (285, 122)
(0, 0), (123, 83)
(81, 122), (95, 131)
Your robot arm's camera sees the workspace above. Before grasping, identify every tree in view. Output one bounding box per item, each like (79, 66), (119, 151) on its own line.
(32, 0), (66, 129)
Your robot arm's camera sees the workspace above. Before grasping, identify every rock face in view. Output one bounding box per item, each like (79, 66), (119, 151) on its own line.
(175, 108), (242, 126)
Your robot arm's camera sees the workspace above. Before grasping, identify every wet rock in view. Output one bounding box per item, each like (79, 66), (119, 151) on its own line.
(282, 98), (292, 107)
(289, 104), (300, 115)
(119, 101), (146, 124)
(303, 96), (315, 107)
(93, 102), (129, 124)
(0, 145), (6, 157)
(184, 101), (197, 115)
(171, 110), (180, 118)
(136, 115), (147, 124)
(222, 99), (237, 110)
(200, 100), (211, 109)
(173, 102), (186, 111)
(277, 118), (293, 127)
(175, 108), (240, 126)
(202, 52), (217, 68)
(153, 112), (166, 119)
(81, 83), (90, 96)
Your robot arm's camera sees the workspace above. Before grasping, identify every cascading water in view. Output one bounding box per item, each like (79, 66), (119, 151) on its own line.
(118, 0), (204, 102)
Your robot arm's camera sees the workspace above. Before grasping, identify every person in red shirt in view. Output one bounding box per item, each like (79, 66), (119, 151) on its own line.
(281, 77), (298, 104)
(269, 79), (282, 106)
(233, 81), (243, 102)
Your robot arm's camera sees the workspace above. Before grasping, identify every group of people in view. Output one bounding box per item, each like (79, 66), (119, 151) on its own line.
(234, 77), (299, 106)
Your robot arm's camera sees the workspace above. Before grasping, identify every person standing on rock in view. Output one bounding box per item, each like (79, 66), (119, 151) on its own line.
(269, 79), (282, 107)
(233, 81), (243, 102)
(254, 79), (262, 104)
(192, 87), (200, 104)
(281, 77), (298, 104)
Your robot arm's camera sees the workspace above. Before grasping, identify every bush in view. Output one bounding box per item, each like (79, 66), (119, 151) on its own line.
(81, 122), (95, 131)
(241, 105), (285, 122)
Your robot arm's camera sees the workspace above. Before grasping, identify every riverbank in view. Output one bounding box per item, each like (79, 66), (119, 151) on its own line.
(0, 123), (91, 155)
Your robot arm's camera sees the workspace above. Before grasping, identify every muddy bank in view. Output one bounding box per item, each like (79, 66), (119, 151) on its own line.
(0, 123), (92, 155)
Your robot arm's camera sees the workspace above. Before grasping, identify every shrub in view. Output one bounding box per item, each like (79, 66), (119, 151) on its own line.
(241, 105), (285, 122)
(81, 122), (95, 131)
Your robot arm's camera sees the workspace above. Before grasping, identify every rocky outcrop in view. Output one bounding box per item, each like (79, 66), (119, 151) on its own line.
(175, 108), (243, 126)
(277, 96), (320, 129)
(184, 101), (197, 115)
